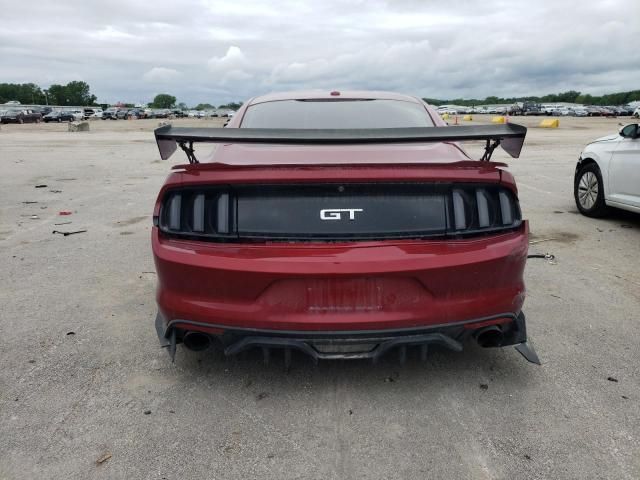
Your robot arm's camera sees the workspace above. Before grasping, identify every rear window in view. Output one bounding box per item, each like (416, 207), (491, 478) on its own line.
(240, 99), (434, 129)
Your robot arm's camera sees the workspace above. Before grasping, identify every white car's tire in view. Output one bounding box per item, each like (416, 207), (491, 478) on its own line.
(574, 163), (608, 217)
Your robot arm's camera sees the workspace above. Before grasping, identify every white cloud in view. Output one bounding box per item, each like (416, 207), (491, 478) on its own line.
(0, 0), (638, 105)
(143, 67), (182, 82)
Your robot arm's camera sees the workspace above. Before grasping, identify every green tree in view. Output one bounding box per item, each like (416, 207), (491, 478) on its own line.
(0, 83), (46, 104)
(65, 81), (97, 105)
(150, 94), (176, 109)
(46, 81), (96, 106)
(218, 102), (242, 110)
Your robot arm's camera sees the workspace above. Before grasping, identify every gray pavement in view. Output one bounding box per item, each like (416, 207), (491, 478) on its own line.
(0, 116), (638, 479)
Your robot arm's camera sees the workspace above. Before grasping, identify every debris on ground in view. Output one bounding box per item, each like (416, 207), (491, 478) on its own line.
(58, 210), (73, 216)
(49, 189), (62, 193)
(144, 410), (152, 415)
(529, 238), (557, 245)
(54, 221), (72, 225)
(52, 229), (87, 236)
(96, 452), (112, 465)
(480, 384), (489, 390)
(30, 215), (39, 219)
(22, 201), (38, 204)
(528, 253), (556, 264)
(66, 331), (75, 336)
(35, 184), (48, 188)
(607, 376), (619, 382)
(620, 225), (633, 229)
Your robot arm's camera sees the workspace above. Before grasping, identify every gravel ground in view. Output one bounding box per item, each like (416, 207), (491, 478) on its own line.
(0, 115), (638, 479)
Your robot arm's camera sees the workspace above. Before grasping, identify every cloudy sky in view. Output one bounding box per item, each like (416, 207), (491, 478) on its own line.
(1, 0), (639, 105)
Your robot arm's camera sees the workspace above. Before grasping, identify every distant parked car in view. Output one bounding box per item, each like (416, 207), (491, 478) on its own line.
(573, 108), (588, 117)
(34, 106), (53, 117)
(574, 123), (640, 217)
(552, 107), (573, 116)
(84, 108), (103, 119)
(599, 107), (616, 118)
(0, 108), (42, 124)
(68, 110), (84, 121)
(611, 106), (629, 116)
(43, 111), (76, 122)
(154, 109), (170, 119)
(126, 109), (145, 119)
(586, 107), (601, 117)
(102, 108), (120, 120)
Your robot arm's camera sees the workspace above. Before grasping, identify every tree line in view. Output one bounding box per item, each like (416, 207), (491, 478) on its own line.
(423, 90), (640, 107)
(0, 81), (97, 106)
(4, 81), (636, 109)
(0, 82), (243, 110)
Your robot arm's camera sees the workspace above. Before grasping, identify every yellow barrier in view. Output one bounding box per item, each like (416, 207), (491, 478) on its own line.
(441, 113), (450, 120)
(463, 115), (473, 121)
(539, 118), (559, 128)
(491, 116), (506, 124)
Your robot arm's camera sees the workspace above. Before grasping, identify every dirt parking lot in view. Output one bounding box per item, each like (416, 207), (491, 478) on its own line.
(1, 115), (639, 479)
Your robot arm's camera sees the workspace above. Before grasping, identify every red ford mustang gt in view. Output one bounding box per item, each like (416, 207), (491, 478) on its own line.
(152, 90), (539, 365)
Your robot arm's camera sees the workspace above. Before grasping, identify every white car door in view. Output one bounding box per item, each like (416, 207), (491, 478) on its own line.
(608, 124), (640, 208)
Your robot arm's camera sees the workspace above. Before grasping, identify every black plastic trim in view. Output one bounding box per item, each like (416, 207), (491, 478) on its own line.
(157, 182), (522, 243)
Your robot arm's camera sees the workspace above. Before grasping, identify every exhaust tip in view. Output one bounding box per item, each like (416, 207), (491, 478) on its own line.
(475, 326), (504, 348)
(182, 331), (212, 351)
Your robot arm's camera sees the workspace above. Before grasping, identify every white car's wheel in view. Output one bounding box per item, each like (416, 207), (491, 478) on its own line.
(574, 163), (608, 217)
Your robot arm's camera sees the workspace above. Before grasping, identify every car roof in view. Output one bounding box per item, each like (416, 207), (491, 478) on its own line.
(248, 90), (424, 106)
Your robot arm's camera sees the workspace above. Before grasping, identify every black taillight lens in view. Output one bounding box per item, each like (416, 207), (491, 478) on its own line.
(159, 187), (234, 238)
(449, 186), (520, 234)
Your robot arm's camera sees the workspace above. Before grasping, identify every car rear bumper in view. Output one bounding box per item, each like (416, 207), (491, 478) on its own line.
(153, 221), (528, 330)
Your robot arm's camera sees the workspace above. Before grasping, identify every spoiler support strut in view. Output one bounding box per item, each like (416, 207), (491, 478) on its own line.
(178, 140), (198, 164)
(481, 139), (501, 162)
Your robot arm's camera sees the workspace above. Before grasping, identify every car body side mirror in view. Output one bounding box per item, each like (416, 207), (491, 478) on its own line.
(619, 123), (640, 139)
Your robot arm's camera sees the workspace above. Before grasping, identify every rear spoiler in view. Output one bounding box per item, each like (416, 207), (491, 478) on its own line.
(154, 123), (527, 164)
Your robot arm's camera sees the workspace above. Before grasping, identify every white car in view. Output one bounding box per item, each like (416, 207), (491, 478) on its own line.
(69, 110), (84, 121)
(83, 108), (103, 119)
(574, 123), (640, 216)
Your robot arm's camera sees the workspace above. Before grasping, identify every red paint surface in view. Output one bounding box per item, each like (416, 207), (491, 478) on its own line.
(153, 221), (528, 332)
